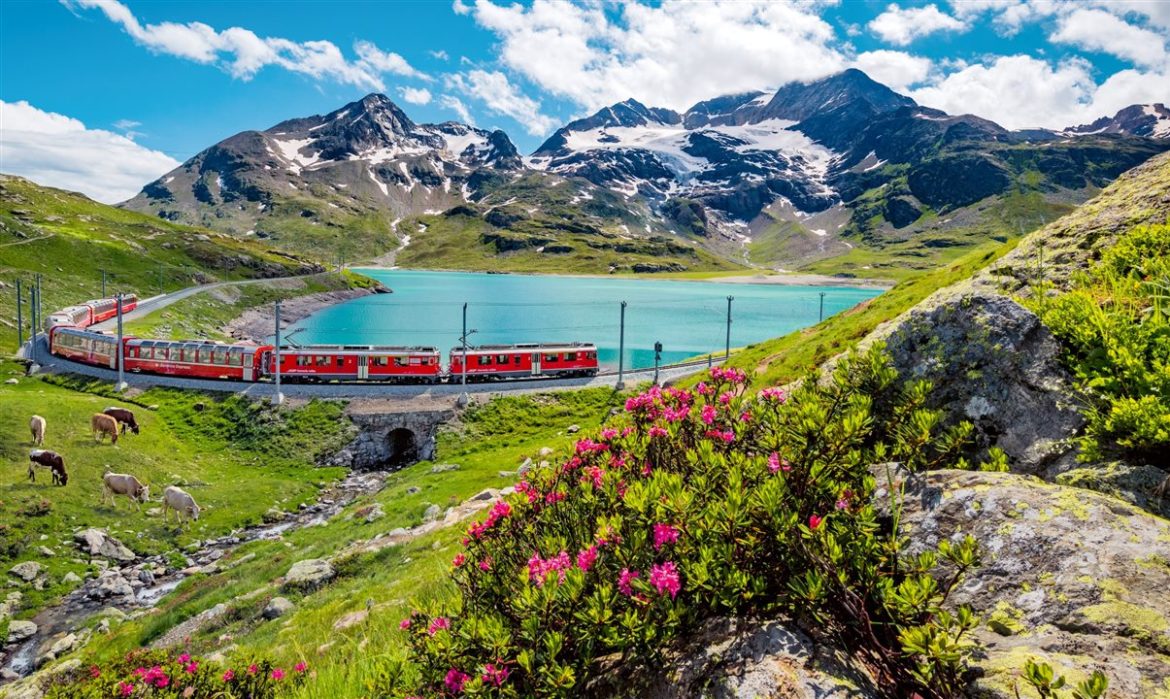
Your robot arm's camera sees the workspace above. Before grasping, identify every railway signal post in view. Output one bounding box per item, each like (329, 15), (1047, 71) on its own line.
(653, 341), (662, 386)
(725, 295), (733, 359)
(819, 292), (826, 323)
(616, 301), (627, 389)
(273, 301), (283, 406)
(115, 292), (127, 392)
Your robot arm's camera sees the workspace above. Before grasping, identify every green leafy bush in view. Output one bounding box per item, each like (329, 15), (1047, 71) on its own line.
(1019, 659), (1108, 699)
(1028, 222), (1170, 462)
(396, 346), (982, 698)
(43, 649), (309, 698)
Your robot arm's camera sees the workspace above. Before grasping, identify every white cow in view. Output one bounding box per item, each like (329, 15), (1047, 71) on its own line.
(101, 471), (150, 511)
(162, 486), (200, 527)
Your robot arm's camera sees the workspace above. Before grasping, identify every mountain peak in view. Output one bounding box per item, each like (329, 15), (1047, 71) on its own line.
(1067, 103), (1170, 139)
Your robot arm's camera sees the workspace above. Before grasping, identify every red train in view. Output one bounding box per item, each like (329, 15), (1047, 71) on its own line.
(44, 297), (599, 384)
(44, 295), (138, 330)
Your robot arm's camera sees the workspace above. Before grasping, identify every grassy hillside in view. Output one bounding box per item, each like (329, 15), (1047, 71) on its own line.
(0, 359), (349, 621)
(0, 176), (325, 349)
(70, 388), (625, 696)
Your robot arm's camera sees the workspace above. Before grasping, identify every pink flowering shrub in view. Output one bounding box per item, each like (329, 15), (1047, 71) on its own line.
(43, 649), (308, 698)
(401, 346), (982, 698)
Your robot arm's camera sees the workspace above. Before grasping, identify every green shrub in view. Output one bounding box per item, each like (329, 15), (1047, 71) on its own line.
(395, 346), (982, 698)
(1028, 222), (1170, 462)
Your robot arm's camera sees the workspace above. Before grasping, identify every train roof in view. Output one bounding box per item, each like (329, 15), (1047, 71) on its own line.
(278, 345), (439, 354)
(450, 342), (597, 353)
(127, 338), (264, 351)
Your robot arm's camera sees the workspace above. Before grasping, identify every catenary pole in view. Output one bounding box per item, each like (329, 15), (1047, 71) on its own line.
(116, 292), (126, 391)
(29, 285), (38, 363)
(273, 301), (282, 405)
(819, 292), (826, 323)
(16, 279), (23, 354)
(461, 302), (468, 386)
(616, 301), (627, 389)
(101, 269), (107, 297)
(725, 295), (733, 359)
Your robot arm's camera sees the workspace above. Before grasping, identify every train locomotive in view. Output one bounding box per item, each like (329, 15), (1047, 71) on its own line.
(43, 295), (599, 384)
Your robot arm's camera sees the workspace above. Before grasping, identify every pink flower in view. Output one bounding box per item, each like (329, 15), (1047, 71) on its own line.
(740, 411), (752, 422)
(178, 653), (191, 664)
(271, 668), (285, 681)
(295, 661), (308, 673)
(544, 490), (566, 505)
(759, 386), (786, 403)
(718, 392), (732, 405)
(222, 670), (235, 682)
(767, 452), (791, 474)
(184, 661), (198, 674)
(648, 425), (668, 438)
(452, 553), (466, 567)
(652, 523), (680, 551)
(696, 381), (711, 395)
(478, 556), (493, 571)
(617, 568), (640, 596)
(649, 561), (682, 599)
(836, 498), (850, 511)
(119, 682), (134, 696)
(576, 545), (598, 572)
(600, 428), (618, 440)
(701, 404), (717, 425)
(428, 617), (450, 635)
(809, 514), (824, 530)
(248, 664), (258, 675)
(482, 663), (510, 687)
(585, 466), (605, 489)
(528, 551), (572, 586)
(445, 668), (471, 693)
(705, 429), (735, 443)
(399, 618), (412, 630)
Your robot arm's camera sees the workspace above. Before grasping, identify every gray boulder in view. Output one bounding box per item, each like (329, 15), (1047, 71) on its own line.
(423, 504), (442, 522)
(647, 617), (876, 698)
(284, 559), (335, 589)
(91, 571), (134, 600)
(9, 562), (42, 582)
(7, 619), (38, 643)
(894, 469), (1170, 697)
(430, 463), (460, 474)
(74, 529), (136, 562)
(263, 597), (294, 619)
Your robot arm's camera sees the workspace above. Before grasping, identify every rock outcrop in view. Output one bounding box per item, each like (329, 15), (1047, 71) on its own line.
(73, 529), (136, 562)
(891, 469), (1170, 697)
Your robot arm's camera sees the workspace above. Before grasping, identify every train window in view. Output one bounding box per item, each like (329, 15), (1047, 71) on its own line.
(496, 354), (510, 364)
(477, 355), (492, 366)
(213, 349), (227, 364)
(296, 355), (311, 366)
(395, 357), (409, 367)
(230, 352), (242, 367)
(588, 352), (597, 360)
(197, 349), (210, 363)
(373, 356), (388, 366)
(315, 355), (332, 367)
(410, 357), (421, 365)
(544, 354), (558, 362)
(562, 353), (573, 361)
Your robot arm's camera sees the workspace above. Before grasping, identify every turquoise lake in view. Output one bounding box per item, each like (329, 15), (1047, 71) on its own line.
(285, 270), (884, 370)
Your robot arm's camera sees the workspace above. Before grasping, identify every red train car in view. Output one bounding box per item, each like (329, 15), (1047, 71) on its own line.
(87, 294), (138, 324)
(124, 338), (270, 381)
(45, 305), (94, 331)
(269, 346), (442, 383)
(49, 326), (123, 369)
(448, 343), (599, 381)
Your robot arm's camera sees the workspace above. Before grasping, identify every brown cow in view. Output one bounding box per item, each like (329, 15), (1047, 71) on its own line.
(29, 450), (68, 486)
(101, 471), (149, 510)
(91, 413), (119, 445)
(103, 407), (140, 435)
(30, 415), (46, 446)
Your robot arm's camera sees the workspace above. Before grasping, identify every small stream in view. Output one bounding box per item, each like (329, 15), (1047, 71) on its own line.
(1, 469), (389, 681)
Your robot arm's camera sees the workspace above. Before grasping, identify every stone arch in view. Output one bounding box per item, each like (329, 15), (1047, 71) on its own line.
(386, 428), (417, 467)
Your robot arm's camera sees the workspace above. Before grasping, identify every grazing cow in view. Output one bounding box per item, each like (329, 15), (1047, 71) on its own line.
(29, 415), (46, 446)
(103, 407), (140, 435)
(162, 486), (200, 526)
(28, 450), (68, 486)
(91, 413), (119, 445)
(101, 471), (149, 510)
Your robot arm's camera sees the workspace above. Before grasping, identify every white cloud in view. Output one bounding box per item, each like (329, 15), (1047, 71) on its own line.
(907, 54), (1168, 129)
(446, 70), (557, 135)
(1052, 8), (1167, 68)
(399, 86), (433, 105)
(66, 0), (427, 90)
(0, 100), (180, 204)
(852, 50), (934, 91)
(869, 4), (968, 45)
(457, 0), (845, 112)
(429, 49), (450, 61)
(439, 95), (474, 124)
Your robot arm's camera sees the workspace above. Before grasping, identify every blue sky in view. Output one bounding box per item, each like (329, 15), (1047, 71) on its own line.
(1, 0), (1167, 202)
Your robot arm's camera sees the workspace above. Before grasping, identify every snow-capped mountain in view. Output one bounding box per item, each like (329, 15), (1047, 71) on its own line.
(1066, 104), (1170, 140)
(126, 94), (524, 228)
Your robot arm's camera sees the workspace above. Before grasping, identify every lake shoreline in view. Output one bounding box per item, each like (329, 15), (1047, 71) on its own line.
(352, 265), (895, 290)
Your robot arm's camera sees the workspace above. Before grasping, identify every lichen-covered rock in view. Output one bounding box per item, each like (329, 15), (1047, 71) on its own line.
(284, 558), (335, 589)
(73, 529), (136, 562)
(645, 617), (877, 699)
(8, 561), (43, 582)
(7, 619), (38, 643)
(871, 292), (1083, 476)
(892, 469), (1170, 697)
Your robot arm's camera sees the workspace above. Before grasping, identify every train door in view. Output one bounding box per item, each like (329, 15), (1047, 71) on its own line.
(531, 353), (540, 376)
(358, 355), (369, 380)
(243, 350), (255, 382)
